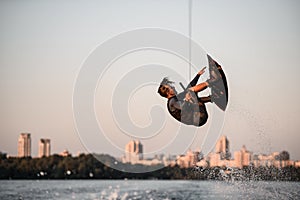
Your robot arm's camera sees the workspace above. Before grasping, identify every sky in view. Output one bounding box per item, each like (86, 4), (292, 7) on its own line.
(1, 0), (300, 160)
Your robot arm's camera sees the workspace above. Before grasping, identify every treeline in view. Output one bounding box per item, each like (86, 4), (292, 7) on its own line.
(0, 154), (299, 181)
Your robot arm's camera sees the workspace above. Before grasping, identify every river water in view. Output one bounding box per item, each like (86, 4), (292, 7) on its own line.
(0, 180), (299, 200)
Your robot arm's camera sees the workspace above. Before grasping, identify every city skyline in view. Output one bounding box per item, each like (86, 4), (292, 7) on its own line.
(4, 132), (299, 166)
(1, 1), (300, 160)
(121, 136), (299, 169)
(3, 128), (299, 161)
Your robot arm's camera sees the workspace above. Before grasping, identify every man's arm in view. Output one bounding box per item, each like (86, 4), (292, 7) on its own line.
(187, 67), (206, 88)
(187, 74), (200, 88)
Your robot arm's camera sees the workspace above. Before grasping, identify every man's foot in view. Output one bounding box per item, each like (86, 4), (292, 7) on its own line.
(207, 68), (221, 86)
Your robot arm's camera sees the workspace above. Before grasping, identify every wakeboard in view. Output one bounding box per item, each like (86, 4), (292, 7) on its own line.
(207, 55), (228, 111)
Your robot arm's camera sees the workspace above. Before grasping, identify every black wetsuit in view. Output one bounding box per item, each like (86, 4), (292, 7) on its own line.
(167, 74), (208, 127)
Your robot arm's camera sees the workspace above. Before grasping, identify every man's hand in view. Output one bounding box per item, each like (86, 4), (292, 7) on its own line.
(184, 92), (192, 102)
(184, 90), (197, 103)
(198, 66), (207, 76)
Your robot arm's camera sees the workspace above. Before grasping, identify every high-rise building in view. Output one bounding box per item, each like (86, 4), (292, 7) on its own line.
(176, 150), (200, 168)
(209, 152), (221, 167)
(18, 133), (31, 157)
(39, 138), (51, 157)
(234, 145), (252, 168)
(215, 135), (231, 159)
(124, 140), (143, 164)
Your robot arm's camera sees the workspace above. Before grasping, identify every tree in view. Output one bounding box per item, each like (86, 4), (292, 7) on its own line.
(279, 151), (290, 161)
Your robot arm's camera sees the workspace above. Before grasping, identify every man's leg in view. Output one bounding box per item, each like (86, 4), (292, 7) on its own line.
(199, 96), (211, 103)
(194, 103), (209, 126)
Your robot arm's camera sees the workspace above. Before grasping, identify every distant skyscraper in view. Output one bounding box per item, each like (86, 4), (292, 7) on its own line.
(176, 150), (200, 168)
(215, 135), (231, 159)
(209, 152), (222, 167)
(39, 138), (51, 157)
(125, 140), (143, 164)
(234, 145), (252, 168)
(18, 133), (31, 157)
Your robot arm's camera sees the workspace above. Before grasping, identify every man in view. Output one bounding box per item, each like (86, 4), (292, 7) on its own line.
(157, 67), (219, 127)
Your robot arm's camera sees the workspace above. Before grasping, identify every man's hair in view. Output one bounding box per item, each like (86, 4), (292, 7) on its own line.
(157, 77), (175, 98)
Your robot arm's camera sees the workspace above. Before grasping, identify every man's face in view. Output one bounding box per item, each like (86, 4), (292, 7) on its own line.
(164, 85), (176, 97)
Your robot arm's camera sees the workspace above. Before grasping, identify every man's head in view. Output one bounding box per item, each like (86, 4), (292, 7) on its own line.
(157, 77), (177, 99)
